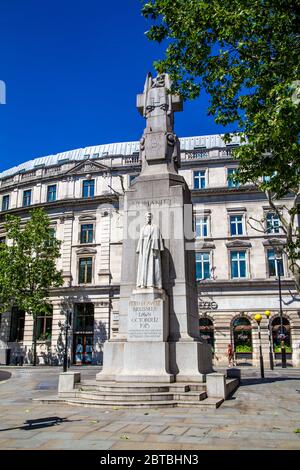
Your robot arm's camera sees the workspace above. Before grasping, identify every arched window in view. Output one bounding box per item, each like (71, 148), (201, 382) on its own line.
(272, 317), (291, 353)
(233, 317), (252, 354)
(199, 318), (214, 353)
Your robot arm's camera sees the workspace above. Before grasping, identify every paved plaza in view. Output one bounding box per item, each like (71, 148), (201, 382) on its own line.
(0, 366), (300, 450)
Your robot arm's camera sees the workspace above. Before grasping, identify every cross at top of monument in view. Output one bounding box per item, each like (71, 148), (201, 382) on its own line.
(137, 72), (183, 133)
(136, 73), (183, 174)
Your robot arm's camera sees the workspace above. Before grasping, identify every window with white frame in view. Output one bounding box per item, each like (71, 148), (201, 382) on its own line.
(82, 180), (95, 198)
(230, 215), (244, 236)
(195, 252), (211, 280)
(78, 257), (93, 284)
(2, 194), (9, 211)
(80, 224), (94, 244)
(193, 170), (206, 189)
(23, 189), (32, 207)
(266, 212), (280, 234)
(267, 249), (284, 277)
(230, 251), (247, 278)
(47, 184), (57, 202)
(195, 216), (208, 238)
(227, 168), (240, 188)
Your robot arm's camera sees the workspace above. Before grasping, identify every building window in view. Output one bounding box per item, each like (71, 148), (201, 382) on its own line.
(23, 189), (32, 207)
(227, 168), (240, 188)
(74, 303), (94, 332)
(9, 307), (25, 342)
(36, 308), (53, 341)
(129, 175), (137, 186)
(82, 180), (95, 198)
(2, 195), (9, 211)
(195, 216), (208, 238)
(196, 252), (211, 280)
(46, 228), (56, 247)
(78, 257), (93, 284)
(80, 224), (94, 244)
(230, 215), (244, 236)
(193, 171), (206, 189)
(230, 251), (247, 278)
(266, 212), (280, 234)
(47, 184), (57, 202)
(267, 249), (284, 277)
(233, 317), (252, 354)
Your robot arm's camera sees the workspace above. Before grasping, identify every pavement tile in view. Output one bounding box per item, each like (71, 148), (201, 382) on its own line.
(97, 421), (128, 433)
(162, 426), (189, 436)
(183, 427), (211, 437)
(120, 424), (149, 434)
(141, 425), (168, 434)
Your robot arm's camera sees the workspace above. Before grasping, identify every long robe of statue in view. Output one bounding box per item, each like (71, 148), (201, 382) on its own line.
(136, 213), (164, 289)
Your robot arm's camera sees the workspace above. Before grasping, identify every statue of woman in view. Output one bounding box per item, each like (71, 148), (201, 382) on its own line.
(136, 212), (164, 289)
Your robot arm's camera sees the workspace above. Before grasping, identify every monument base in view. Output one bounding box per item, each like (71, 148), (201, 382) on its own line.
(97, 340), (174, 383)
(97, 288), (174, 383)
(169, 341), (213, 382)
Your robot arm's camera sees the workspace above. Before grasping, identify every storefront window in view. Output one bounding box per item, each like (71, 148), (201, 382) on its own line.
(233, 317), (252, 353)
(272, 317), (291, 353)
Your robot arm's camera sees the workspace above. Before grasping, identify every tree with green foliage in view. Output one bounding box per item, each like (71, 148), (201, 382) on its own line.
(0, 208), (63, 365)
(142, 0), (300, 291)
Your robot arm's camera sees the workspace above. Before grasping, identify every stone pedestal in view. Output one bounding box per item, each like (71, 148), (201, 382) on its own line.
(97, 288), (174, 382)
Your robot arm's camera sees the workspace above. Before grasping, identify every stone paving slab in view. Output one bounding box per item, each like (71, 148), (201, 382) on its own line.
(1, 367), (300, 449)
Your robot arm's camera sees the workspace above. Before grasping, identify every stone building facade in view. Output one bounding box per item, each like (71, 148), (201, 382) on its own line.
(0, 134), (299, 367)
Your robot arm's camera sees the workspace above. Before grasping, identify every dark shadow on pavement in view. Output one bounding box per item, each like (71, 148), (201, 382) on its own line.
(0, 370), (11, 382)
(240, 377), (300, 386)
(0, 416), (82, 432)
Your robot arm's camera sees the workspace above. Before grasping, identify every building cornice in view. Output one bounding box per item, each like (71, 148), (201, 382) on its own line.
(0, 194), (119, 221)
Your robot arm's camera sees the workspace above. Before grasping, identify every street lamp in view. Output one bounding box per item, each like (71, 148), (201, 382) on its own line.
(254, 313), (265, 379)
(63, 310), (72, 373)
(264, 310), (274, 370)
(274, 247), (287, 369)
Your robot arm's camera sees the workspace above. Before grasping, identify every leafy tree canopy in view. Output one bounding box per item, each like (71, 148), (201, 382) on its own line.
(0, 208), (63, 316)
(142, 0), (300, 197)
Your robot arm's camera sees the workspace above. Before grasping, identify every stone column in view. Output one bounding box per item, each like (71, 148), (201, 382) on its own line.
(213, 314), (232, 366)
(98, 209), (111, 285)
(60, 213), (74, 286)
(22, 312), (33, 364)
(290, 311), (300, 367)
(93, 299), (111, 365)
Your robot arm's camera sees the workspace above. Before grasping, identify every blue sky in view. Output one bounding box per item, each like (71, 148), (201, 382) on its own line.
(0, 0), (234, 173)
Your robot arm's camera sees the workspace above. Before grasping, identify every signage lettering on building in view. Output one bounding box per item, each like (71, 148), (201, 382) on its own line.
(198, 301), (218, 310)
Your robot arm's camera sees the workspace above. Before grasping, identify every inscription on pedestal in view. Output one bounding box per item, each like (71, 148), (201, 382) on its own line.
(128, 299), (163, 341)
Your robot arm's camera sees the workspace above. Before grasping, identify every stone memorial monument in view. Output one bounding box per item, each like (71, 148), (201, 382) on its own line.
(97, 72), (213, 383)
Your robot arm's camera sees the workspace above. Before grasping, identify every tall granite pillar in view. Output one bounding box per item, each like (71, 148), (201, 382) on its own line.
(97, 73), (212, 383)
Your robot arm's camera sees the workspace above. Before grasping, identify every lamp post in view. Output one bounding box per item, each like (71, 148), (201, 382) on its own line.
(254, 313), (265, 379)
(275, 248), (287, 369)
(264, 310), (274, 370)
(63, 310), (72, 373)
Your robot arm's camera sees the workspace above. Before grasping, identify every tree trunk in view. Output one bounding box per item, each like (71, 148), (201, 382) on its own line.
(32, 315), (37, 366)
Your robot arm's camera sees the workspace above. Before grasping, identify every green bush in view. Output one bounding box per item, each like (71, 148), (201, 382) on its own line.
(274, 345), (292, 353)
(235, 345), (252, 353)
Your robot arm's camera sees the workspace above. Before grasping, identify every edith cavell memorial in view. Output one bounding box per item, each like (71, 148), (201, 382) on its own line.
(97, 72), (213, 384)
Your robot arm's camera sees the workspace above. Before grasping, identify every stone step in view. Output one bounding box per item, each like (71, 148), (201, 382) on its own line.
(76, 391), (174, 402)
(187, 384), (207, 392)
(179, 398), (224, 409)
(96, 385), (171, 393)
(63, 398), (178, 409)
(173, 391), (207, 401)
(35, 395), (223, 409)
